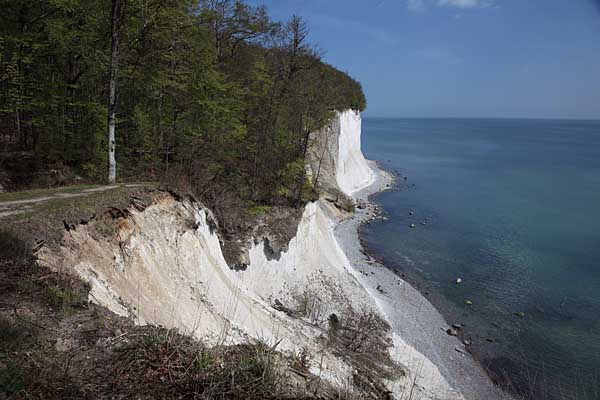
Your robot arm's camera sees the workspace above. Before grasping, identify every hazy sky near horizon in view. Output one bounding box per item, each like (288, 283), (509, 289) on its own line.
(247, 0), (600, 119)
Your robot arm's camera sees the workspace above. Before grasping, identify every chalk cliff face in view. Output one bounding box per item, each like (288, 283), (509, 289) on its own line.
(306, 110), (374, 202)
(335, 110), (375, 195)
(46, 195), (375, 342)
(43, 110), (461, 399)
(42, 195), (363, 384)
(45, 110), (380, 344)
(46, 196), (286, 342)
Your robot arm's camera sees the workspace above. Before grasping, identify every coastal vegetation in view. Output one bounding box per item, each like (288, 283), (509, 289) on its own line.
(1, 198), (405, 399)
(0, 1), (443, 399)
(0, 229), (379, 399)
(0, 0), (365, 211)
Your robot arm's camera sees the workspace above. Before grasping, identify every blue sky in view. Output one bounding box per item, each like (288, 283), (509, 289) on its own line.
(247, 0), (600, 119)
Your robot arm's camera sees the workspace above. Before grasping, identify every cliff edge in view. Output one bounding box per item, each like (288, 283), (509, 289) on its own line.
(34, 110), (467, 400)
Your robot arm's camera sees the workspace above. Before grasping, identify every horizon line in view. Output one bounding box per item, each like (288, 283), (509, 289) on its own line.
(362, 115), (600, 121)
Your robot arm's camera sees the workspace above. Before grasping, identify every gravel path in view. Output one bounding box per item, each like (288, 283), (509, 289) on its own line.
(0, 184), (139, 219)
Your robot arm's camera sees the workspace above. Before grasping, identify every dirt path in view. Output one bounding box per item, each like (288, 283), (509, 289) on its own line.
(0, 184), (139, 219)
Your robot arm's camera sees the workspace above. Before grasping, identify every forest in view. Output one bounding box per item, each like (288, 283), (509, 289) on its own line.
(0, 0), (366, 210)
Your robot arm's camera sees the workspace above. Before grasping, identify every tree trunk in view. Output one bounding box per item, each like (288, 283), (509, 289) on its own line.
(107, 0), (121, 184)
(15, 109), (21, 147)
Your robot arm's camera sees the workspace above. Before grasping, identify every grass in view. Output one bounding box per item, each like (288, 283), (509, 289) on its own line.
(0, 250), (360, 399)
(5, 186), (136, 220)
(325, 309), (404, 400)
(141, 327), (171, 348)
(0, 184), (100, 203)
(0, 229), (32, 263)
(247, 205), (273, 217)
(112, 330), (317, 399)
(0, 246), (347, 399)
(0, 360), (26, 397)
(0, 183), (450, 399)
(193, 352), (214, 372)
(92, 217), (120, 238)
(42, 286), (76, 310)
(0, 315), (27, 347)
(294, 290), (325, 324)
(2, 184), (156, 249)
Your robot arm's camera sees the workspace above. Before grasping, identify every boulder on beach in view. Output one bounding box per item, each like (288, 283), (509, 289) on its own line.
(446, 328), (458, 337)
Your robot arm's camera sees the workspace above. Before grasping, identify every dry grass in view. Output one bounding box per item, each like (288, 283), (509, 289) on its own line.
(325, 309), (404, 400)
(0, 184), (100, 202)
(0, 233), (363, 399)
(1, 184), (157, 253)
(1, 190), (437, 400)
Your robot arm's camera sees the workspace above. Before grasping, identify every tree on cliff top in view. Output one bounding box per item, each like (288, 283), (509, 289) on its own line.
(107, 0), (125, 184)
(0, 0), (366, 206)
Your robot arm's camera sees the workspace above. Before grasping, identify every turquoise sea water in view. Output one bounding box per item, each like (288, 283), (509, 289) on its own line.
(361, 118), (600, 399)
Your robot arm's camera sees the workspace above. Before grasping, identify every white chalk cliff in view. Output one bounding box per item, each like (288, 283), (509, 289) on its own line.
(335, 110), (375, 196)
(306, 110), (375, 201)
(42, 110), (462, 399)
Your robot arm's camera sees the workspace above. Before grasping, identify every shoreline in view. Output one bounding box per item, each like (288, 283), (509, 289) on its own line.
(335, 160), (511, 400)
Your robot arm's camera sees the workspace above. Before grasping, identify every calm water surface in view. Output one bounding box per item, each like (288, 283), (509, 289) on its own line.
(361, 118), (600, 399)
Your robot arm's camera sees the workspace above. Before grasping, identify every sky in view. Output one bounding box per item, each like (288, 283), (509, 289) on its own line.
(247, 0), (600, 119)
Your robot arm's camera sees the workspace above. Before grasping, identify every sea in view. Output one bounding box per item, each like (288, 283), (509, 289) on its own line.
(360, 118), (600, 400)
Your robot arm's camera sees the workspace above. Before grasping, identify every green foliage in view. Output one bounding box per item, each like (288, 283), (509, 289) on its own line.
(0, 0), (365, 207)
(234, 342), (277, 386)
(0, 229), (31, 263)
(192, 351), (213, 372)
(0, 316), (26, 346)
(142, 330), (169, 348)
(43, 286), (75, 309)
(247, 205), (272, 217)
(0, 359), (26, 397)
(274, 159), (305, 199)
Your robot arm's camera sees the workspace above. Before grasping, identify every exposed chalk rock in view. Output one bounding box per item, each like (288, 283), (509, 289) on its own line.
(39, 109), (466, 400)
(335, 110), (375, 196)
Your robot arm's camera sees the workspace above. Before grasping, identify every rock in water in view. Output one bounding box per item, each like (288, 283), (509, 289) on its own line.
(446, 328), (458, 337)
(464, 299), (473, 306)
(456, 278), (463, 284)
(514, 311), (526, 318)
(410, 223), (416, 228)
